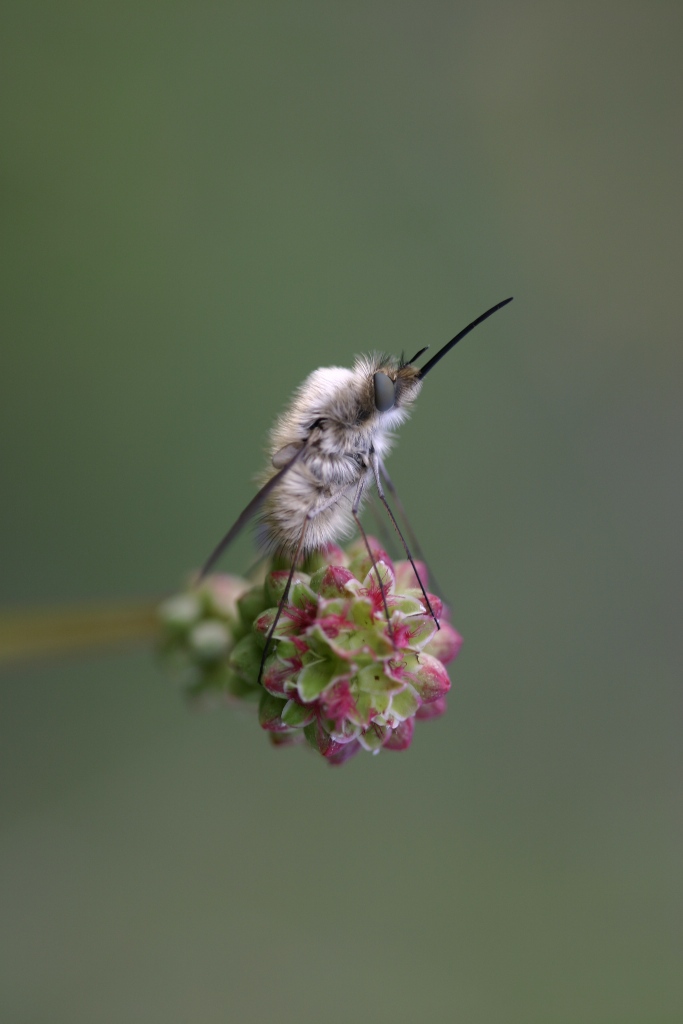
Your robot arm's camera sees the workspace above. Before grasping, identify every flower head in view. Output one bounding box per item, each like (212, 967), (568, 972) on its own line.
(159, 539), (462, 765)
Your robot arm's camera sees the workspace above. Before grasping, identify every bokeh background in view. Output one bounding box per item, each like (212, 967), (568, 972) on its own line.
(1, 3), (681, 1021)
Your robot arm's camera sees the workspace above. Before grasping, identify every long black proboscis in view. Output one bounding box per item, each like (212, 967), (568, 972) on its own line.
(196, 444), (306, 582)
(417, 297), (513, 378)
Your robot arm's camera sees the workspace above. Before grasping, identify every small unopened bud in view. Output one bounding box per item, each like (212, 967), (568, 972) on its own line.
(189, 620), (231, 661)
(158, 594), (202, 631)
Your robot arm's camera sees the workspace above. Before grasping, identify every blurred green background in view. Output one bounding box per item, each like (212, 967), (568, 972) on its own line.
(1, 2), (681, 1021)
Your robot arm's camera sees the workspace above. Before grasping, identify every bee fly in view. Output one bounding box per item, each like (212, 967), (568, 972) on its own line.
(199, 297), (513, 682)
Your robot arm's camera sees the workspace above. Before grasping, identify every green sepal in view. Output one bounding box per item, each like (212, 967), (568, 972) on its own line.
(347, 545), (394, 589)
(398, 587), (434, 616)
(308, 566), (327, 594)
(254, 607), (301, 643)
(327, 718), (361, 744)
(350, 689), (390, 726)
(349, 627), (394, 657)
(261, 652), (299, 696)
(266, 569), (311, 606)
(403, 614), (438, 649)
(357, 724), (387, 752)
(273, 638), (301, 660)
(391, 595), (423, 617)
(388, 685), (420, 721)
(303, 720), (321, 751)
(357, 663), (404, 695)
(316, 596), (350, 618)
(360, 560), (395, 596)
(306, 627), (341, 661)
(301, 549), (330, 574)
(350, 597), (375, 629)
(309, 564), (356, 598)
(258, 690), (289, 731)
(268, 731), (305, 748)
(297, 657), (346, 702)
(229, 632), (263, 684)
(289, 579), (319, 611)
(237, 585), (269, 631)
(281, 698), (316, 728)
(384, 650), (419, 682)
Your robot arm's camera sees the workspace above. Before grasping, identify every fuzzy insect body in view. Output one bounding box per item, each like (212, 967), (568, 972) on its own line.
(259, 356), (422, 556)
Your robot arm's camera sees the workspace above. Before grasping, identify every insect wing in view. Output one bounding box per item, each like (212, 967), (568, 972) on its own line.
(197, 443), (307, 580)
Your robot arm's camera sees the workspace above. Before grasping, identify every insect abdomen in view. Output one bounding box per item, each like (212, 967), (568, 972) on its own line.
(258, 455), (365, 556)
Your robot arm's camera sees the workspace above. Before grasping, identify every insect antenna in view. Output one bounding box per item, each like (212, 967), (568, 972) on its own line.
(257, 519), (308, 686)
(406, 345), (429, 365)
(196, 444), (307, 582)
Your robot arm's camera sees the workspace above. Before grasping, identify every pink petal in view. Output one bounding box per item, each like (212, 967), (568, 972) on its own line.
(411, 653), (451, 703)
(325, 739), (362, 765)
(319, 543), (349, 566)
(415, 696), (448, 720)
(321, 679), (357, 731)
(424, 622), (463, 665)
(262, 657), (301, 697)
(350, 536), (395, 583)
(426, 593), (444, 620)
(268, 732), (305, 748)
(316, 565), (356, 598)
(316, 613), (354, 639)
(201, 574), (250, 617)
(394, 560), (429, 592)
(383, 717), (415, 751)
(311, 720), (353, 763)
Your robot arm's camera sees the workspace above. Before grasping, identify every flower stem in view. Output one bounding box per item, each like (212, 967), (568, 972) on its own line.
(0, 600), (159, 666)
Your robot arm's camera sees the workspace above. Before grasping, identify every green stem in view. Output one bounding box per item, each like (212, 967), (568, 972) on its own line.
(0, 600), (159, 666)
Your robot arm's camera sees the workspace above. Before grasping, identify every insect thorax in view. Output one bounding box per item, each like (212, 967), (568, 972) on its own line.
(256, 357), (422, 554)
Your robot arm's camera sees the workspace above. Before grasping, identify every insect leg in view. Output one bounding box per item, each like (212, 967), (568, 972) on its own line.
(372, 455), (440, 630)
(368, 496), (399, 558)
(257, 486), (354, 685)
(351, 474), (394, 643)
(378, 459), (445, 601)
(257, 518), (308, 686)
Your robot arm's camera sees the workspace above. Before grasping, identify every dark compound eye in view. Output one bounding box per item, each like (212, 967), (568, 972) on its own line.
(373, 372), (395, 413)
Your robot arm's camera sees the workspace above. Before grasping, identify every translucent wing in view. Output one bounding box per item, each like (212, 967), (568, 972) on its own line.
(197, 444), (306, 581)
